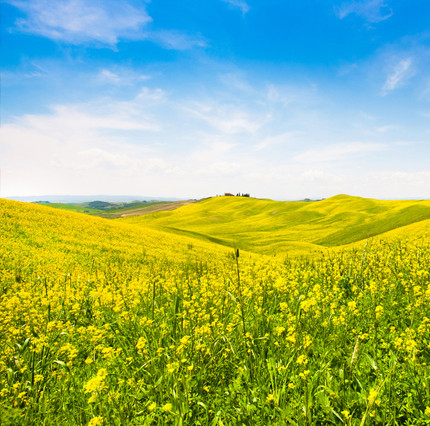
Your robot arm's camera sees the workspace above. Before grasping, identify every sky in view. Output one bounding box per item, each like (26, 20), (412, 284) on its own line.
(1, 0), (430, 200)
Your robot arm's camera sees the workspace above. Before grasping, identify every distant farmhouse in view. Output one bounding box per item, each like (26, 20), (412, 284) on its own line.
(223, 193), (250, 197)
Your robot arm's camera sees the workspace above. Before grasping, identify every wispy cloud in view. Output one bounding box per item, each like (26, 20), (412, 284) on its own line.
(265, 83), (317, 108)
(255, 131), (301, 151)
(5, 0), (207, 50)
(219, 73), (254, 93)
(266, 85), (293, 105)
(0, 93), (173, 193)
(195, 161), (242, 177)
(5, 0), (151, 46)
(76, 148), (142, 170)
(298, 170), (343, 183)
(374, 125), (396, 133)
(221, 0), (250, 15)
(97, 70), (122, 85)
(382, 58), (414, 95)
(135, 87), (167, 103)
(337, 0), (393, 23)
(1, 93), (162, 170)
(184, 102), (267, 134)
(148, 30), (207, 50)
(293, 142), (386, 163)
(23, 103), (159, 132)
(191, 140), (236, 163)
(96, 68), (151, 86)
(365, 171), (430, 196)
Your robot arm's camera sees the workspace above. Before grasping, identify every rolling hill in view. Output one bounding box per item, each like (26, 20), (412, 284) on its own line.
(42, 199), (197, 219)
(120, 194), (430, 256)
(2, 196), (430, 424)
(0, 198), (240, 277)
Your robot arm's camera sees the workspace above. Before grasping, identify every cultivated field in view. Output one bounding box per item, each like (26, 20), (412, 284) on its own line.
(1, 197), (430, 425)
(45, 200), (197, 220)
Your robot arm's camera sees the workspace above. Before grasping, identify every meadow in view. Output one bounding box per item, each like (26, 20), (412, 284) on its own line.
(1, 197), (430, 425)
(46, 200), (196, 220)
(121, 195), (430, 256)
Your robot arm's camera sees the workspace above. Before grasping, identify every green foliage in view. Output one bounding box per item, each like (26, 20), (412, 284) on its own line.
(88, 201), (116, 210)
(46, 203), (106, 215)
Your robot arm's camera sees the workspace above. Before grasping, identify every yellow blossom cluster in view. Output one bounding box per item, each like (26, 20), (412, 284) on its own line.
(1, 199), (430, 424)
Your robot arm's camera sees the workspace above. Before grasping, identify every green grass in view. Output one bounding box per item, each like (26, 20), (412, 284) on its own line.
(43, 201), (192, 219)
(120, 194), (430, 256)
(44, 203), (106, 215)
(2, 199), (430, 425)
(95, 202), (173, 219)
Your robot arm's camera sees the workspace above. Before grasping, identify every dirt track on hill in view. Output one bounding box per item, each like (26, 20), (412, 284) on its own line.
(120, 200), (197, 217)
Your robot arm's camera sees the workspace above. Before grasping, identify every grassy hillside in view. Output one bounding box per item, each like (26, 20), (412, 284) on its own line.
(44, 203), (105, 215)
(1, 199), (235, 274)
(121, 194), (430, 256)
(43, 200), (196, 219)
(2, 198), (430, 424)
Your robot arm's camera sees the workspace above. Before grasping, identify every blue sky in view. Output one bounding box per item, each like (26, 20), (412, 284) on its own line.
(2, 0), (430, 199)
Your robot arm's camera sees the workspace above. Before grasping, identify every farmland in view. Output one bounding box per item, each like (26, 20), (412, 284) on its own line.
(1, 197), (430, 425)
(121, 195), (430, 256)
(42, 200), (194, 219)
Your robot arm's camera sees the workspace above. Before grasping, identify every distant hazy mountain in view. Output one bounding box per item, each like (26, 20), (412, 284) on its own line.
(5, 195), (186, 203)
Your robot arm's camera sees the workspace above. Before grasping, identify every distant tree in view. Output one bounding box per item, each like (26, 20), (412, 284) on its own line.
(88, 201), (115, 210)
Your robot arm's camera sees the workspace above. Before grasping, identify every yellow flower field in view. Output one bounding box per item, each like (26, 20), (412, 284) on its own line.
(1, 198), (430, 425)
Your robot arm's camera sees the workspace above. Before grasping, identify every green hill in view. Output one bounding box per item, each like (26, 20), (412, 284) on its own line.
(42, 200), (196, 219)
(0, 199), (236, 268)
(3, 197), (430, 424)
(120, 194), (430, 256)
(43, 203), (105, 215)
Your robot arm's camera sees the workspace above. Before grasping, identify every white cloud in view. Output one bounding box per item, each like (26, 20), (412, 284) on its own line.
(298, 170), (344, 183)
(76, 148), (141, 170)
(266, 85), (292, 104)
(219, 73), (254, 93)
(184, 102), (267, 134)
(372, 171), (430, 183)
(6, 0), (207, 50)
(96, 69), (151, 86)
(109, 87), (167, 117)
(352, 122), (397, 136)
(293, 142), (386, 163)
(1, 69), (45, 82)
(195, 161), (242, 177)
(192, 140), (236, 162)
(375, 125), (395, 133)
(337, 0), (393, 23)
(23, 104), (158, 132)
(136, 87), (166, 102)
(145, 158), (179, 174)
(364, 171), (430, 197)
(97, 70), (121, 84)
(265, 83), (317, 109)
(221, 0), (250, 14)
(149, 30), (207, 50)
(255, 131), (302, 151)
(1, 94), (161, 178)
(3, 66), (429, 199)
(382, 58), (414, 95)
(0, 93), (179, 195)
(6, 0), (151, 46)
